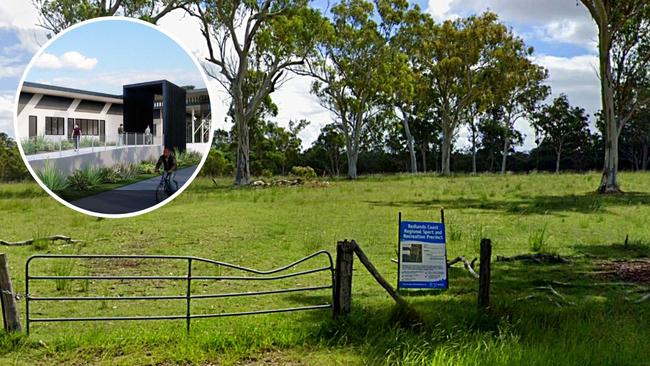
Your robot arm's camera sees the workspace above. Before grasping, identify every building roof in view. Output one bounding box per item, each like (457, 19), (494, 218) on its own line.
(22, 81), (123, 104)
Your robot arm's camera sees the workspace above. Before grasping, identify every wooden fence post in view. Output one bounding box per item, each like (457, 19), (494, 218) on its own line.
(0, 254), (21, 332)
(334, 240), (355, 317)
(478, 239), (492, 311)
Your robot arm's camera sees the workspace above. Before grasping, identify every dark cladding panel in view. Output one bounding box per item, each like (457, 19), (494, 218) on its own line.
(18, 92), (34, 114)
(35, 95), (74, 111)
(107, 103), (123, 115)
(123, 86), (155, 133)
(162, 81), (187, 152)
(123, 80), (186, 152)
(75, 100), (106, 113)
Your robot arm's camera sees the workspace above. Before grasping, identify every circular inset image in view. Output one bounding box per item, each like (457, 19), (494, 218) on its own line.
(14, 17), (213, 218)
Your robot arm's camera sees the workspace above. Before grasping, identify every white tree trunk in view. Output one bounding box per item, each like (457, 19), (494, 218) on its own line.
(594, 4), (621, 193)
(346, 148), (358, 179)
(441, 130), (452, 176)
(399, 107), (417, 173)
(500, 138), (509, 175)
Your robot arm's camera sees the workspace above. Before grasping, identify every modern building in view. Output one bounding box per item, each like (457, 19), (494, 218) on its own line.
(17, 80), (211, 153)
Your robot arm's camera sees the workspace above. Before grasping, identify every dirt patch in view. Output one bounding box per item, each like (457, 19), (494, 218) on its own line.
(602, 260), (650, 283)
(229, 351), (303, 366)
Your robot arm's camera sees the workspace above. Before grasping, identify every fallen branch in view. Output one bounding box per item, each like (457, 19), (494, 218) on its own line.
(517, 285), (575, 307)
(635, 293), (650, 303)
(497, 253), (569, 264)
(447, 256), (479, 279)
(0, 235), (82, 246)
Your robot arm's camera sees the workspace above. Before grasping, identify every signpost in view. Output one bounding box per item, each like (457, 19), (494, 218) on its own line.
(397, 210), (448, 290)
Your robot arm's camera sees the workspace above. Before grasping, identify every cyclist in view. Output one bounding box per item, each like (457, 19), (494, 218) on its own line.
(155, 147), (178, 194)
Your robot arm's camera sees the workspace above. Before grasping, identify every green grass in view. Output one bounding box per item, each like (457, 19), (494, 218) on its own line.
(0, 171), (649, 365)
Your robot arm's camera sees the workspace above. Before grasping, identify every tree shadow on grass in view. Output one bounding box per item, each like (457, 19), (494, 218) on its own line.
(573, 242), (650, 259)
(283, 255), (650, 365)
(365, 192), (650, 216)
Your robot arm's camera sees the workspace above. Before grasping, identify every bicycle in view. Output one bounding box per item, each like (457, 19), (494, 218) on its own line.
(155, 171), (178, 203)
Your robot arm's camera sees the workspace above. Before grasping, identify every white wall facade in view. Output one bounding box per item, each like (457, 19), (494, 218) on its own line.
(17, 92), (124, 143)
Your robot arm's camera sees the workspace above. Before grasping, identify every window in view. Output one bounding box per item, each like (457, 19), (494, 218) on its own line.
(28, 116), (37, 138)
(45, 117), (64, 135)
(73, 119), (100, 135)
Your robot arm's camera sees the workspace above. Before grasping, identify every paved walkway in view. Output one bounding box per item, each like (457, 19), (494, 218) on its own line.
(70, 166), (198, 215)
(26, 144), (158, 161)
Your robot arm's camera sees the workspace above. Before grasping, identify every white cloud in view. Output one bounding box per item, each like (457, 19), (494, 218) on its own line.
(33, 51), (98, 70)
(426, 0), (458, 21)
(427, 0), (597, 53)
(532, 19), (597, 51)
(271, 75), (334, 149)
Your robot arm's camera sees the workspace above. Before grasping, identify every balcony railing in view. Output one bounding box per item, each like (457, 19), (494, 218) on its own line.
(21, 132), (164, 157)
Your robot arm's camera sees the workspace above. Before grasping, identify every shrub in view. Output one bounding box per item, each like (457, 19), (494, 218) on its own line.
(97, 167), (122, 183)
(67, 166), (102, 191)
(36, 162), (67, 192)
(174, 149), (201, 167)
(138, 161), (157, 175)
(201, 149), (233, 177)
(115, 163), (139, 181)
(290, 166), (316, 180)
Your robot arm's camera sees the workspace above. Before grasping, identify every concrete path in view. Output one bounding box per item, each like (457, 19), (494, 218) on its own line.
(70, 166), (198, 215)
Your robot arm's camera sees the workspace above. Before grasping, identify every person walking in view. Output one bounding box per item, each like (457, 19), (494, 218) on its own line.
(72, 123), (81, 152)
(145, 125), (151, 145)
(117, 124), (124, 146)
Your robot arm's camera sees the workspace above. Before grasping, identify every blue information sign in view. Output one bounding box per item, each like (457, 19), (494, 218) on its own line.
(398, 221), (448, 289)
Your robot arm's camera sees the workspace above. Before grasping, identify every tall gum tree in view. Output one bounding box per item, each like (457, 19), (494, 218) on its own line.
(415, 12), (521, 175)
(300, 0), (401, 179)
(532, 94), (590, 174)
(186, 0), (329, 185)
(488, 39), (549, 174)
(579, 0), (650, 193)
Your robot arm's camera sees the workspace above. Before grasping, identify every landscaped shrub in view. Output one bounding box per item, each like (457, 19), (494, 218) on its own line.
(97, 167), (122, 183)
(174, 149), (201, 167)
(67, 166), (102, 191)
(138, 161), (157, 174)
(201, 149), (233, 177)
(66, 170), (92, 191)
(114, 163), (139, 181)
(36, 162), (67, 192)
(290, 166), (317, 179)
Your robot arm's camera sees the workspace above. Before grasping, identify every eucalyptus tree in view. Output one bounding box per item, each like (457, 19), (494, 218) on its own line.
(532, 94), (591, 174)
(185, 0), (329, 185)
(413, 12), (525, 175)
(488, 39), (549, 174)
(579, 0), (650, 192)
(380, 2), (429, 174)
(300, 0), (403, 179)
(33, 0), (189, 33)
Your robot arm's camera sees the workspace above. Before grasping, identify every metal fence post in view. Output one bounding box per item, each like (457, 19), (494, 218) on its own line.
(186, 258), (192, 334)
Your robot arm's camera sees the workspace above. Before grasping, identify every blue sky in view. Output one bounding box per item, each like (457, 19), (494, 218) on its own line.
(26, 20), (206, 95)
(0, 0), (600, 150)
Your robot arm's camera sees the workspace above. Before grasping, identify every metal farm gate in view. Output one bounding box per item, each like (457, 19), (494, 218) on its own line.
(25, 251), (334, 334)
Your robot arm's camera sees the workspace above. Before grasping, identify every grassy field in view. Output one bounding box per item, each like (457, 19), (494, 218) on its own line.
(0, 171), (649, 365)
